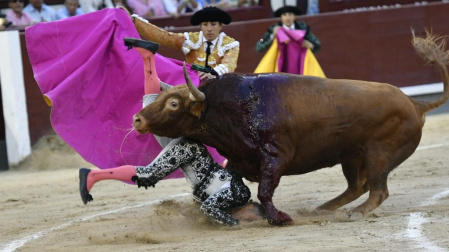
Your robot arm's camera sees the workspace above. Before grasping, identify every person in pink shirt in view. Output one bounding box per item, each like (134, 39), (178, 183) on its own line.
(6, 0), (34, 26)
(127, 0), (168, 18)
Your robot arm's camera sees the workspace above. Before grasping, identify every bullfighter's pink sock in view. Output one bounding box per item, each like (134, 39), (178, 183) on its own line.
(86, 165), (136, 191)
(135, 47), (160, 95)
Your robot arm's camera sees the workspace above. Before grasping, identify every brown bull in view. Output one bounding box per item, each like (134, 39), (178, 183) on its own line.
(133, 32), (449, 225)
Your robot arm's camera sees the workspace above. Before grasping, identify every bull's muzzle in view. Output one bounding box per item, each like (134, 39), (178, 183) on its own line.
(132, 114), (148, 133)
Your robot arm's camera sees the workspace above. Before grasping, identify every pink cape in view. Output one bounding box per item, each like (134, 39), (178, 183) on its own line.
(25, 8), (225, 178)
(276, 27), (307, 74)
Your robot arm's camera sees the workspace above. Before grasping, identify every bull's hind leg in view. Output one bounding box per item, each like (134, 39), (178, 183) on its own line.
(317, 158), (369, 211)
(348, 137), (420, 219)
(348, 175), (389, 219)
(348, 154), (391, 220)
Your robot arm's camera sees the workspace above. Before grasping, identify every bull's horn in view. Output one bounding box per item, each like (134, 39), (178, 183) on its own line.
(160, 81), (173, 91)
(183, 62), (205, 102)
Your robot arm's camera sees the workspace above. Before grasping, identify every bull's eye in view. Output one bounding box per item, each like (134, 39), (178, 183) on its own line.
(166, 98), (180, 110)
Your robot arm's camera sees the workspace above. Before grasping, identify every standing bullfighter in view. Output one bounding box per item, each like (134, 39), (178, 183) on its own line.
(256, 5), (320, 53)
(120, 6), (239, 80)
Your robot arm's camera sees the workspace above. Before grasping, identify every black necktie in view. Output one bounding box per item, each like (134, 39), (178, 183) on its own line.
(205, 41), (212, 68)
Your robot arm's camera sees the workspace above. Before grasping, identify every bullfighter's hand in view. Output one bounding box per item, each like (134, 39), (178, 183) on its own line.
(302, 40), (314, 50)
(283, 39), (290, 44)
(198, 72), (217, 80)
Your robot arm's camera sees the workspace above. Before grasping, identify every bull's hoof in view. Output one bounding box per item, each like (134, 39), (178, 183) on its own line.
(267, 211), (293, 226)
(316, 203), (338, 212)
(315, 206), (333, 213)
(231, 201), (266, 223)
(348, 211), (364, 221)
(79, 168), (93, 204)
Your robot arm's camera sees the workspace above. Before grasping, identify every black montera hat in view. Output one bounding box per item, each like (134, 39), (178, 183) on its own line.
(274, 5), (302, 17)
(190, 7), (232, 26)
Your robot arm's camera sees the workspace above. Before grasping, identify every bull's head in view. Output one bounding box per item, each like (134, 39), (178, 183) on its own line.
(132, 62), (206, 138)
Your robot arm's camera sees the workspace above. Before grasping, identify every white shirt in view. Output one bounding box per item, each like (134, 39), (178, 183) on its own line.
(269, 23), (295, 40)
(158, 0), (203, 15)
(55, 7), (84, 20)
(282, 23), (295, 30)
(78, 0), (114, 13)
(177, 0), (202, 14)
(23, 3), (56, 22)
(161, 0), (177, 14)
(203, 35), (218, 53)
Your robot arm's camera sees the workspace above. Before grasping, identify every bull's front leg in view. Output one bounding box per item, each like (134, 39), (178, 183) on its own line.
(258, 157), (293, 226)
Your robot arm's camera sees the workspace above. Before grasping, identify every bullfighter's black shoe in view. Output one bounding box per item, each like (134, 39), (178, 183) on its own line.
(79, 168), (93, 204)
(123, 37), (159, 54)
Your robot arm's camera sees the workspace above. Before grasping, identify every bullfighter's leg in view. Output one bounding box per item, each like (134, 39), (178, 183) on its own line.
(79, 138), (184, 204)
(317, 158), (369, 211)
(257, 158), (293, 226)
(124, 38), (173, 147)
(124, 38), (160, 95)
(201, 181), (251, 226)
(79, 165), (137, 204)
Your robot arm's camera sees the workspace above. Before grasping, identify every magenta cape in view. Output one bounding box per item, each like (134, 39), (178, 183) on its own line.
(276, 28), (306, 74)
(25, 8), (225, 178)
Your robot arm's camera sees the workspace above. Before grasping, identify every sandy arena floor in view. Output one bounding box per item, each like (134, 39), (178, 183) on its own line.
(0, 113), (448, 252)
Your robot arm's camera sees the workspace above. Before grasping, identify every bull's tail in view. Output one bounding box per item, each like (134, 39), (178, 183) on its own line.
(411, 29), (449, 113)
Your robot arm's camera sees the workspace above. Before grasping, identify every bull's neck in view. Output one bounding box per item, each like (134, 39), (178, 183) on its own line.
(182, 76), (253, 158)
(186, 118), (233, 156)
(186, 97), (237, 156)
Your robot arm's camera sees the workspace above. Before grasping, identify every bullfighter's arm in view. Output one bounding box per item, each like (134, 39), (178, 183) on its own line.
(304, 29), (320, 53)
(297, 21), (321, 53)
(214, 43), (239, 75)
(132, 15), (185, 49)
(255, 24), (276, 53)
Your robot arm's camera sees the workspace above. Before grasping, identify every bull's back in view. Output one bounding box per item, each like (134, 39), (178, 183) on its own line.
(204, 73), (423, 176)
(274, 74), (423, 172)
(240, 73), (420, 135)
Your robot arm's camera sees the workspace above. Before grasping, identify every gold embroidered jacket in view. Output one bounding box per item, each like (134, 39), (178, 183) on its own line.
(133, 15), (239, 75)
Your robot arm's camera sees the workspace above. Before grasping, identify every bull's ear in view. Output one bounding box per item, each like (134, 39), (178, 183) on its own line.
(190, 101), (205, 119)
